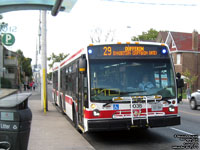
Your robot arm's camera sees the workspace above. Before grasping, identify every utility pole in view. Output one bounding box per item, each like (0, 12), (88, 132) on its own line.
(34, 38), (38, 85)
(41, 10), (48, 113)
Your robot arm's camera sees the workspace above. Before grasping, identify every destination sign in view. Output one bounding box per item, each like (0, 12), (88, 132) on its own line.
(103, 46), (157, 56)
(88, 44), (169, 59)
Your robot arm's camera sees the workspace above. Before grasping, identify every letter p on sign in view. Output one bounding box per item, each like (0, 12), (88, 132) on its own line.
(2, 33), (15, 46)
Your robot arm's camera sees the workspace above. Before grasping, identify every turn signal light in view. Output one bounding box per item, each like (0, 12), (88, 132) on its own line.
(172, 100), (176, 105)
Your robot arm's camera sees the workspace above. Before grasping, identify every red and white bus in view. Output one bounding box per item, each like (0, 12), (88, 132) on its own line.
(52, 42), (182, 132)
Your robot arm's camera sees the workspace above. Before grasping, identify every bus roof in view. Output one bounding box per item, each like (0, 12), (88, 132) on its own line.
(88, 41), (166, 47)
(53, 41), (168, 71)
(59, 48), (85, 69)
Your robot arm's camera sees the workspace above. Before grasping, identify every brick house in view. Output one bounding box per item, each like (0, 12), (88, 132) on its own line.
(156, 31), (200, 91)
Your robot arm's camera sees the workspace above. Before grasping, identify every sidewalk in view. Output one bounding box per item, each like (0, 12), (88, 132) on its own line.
(27, 89), (94, 150)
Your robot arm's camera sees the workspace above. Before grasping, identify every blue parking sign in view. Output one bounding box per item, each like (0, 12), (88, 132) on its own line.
(113, 104), (119, 110)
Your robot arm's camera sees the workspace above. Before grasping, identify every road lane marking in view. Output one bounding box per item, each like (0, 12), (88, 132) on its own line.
(170, 127), (200, 139)
(179, 110), (200, 116)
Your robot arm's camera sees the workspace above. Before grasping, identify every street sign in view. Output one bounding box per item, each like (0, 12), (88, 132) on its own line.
(1, 33), (15, 46)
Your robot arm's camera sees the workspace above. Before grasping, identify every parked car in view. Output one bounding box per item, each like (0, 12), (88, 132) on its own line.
(190, 90), (200, 110)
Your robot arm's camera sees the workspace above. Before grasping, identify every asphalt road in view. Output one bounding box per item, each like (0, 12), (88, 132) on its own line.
(47, 86), (200, 150)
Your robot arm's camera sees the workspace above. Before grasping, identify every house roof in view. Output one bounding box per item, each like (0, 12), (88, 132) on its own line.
(158, 31), (200, 51)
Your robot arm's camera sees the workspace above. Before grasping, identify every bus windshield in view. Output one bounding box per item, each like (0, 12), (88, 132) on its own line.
(90, 59), (176, 101)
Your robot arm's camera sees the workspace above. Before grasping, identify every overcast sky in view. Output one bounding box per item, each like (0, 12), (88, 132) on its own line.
(1, 0), (200, 71)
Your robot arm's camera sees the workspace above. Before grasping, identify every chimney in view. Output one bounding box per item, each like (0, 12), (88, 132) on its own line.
(192, 30), (199, 51)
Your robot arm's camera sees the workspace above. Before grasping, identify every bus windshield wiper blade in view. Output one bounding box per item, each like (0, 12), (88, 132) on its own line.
(161, 97), (172, 104)
(103, 101), (114, 107)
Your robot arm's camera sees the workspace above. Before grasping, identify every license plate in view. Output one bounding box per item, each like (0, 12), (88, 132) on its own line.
(151, 102), (163, 111)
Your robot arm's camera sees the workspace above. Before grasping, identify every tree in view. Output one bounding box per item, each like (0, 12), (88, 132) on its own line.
(182, 69), (198, 90)
(90, 27), (115, 43)
(16, 50), (33, 82)
(47, 52), (69, 69)
(131, 28), (159, 41)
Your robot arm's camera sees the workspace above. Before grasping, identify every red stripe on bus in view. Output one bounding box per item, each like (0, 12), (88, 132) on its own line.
(60, 48), (84, 67)
(65, 95), (73, 105)
(84, 107), (178, 119)
(53, 66), (58, 71)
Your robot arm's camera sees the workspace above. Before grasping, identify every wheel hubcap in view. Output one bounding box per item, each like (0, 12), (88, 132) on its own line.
(191, 101), (195, 108)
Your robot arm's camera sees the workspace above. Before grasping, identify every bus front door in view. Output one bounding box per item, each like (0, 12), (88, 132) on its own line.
(77, 71), (84, 130)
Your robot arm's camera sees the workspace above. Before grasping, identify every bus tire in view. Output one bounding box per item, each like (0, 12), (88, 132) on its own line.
(190, 98), (197, 110)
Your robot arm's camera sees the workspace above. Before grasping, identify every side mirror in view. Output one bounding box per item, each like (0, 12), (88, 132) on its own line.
(79, 56), (86, 74)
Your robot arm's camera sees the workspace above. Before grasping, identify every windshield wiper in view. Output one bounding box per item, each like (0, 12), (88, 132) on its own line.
(103, 101), (114, 107)
(161, 97), (172, 104)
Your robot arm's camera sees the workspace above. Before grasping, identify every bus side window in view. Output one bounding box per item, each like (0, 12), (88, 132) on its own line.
(60, 69), (63, 89)
(66, 67), (69, 94)
(68, 66), (73, 96)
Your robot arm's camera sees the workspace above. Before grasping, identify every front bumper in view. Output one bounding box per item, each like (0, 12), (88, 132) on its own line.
(88, 115), (180, 131)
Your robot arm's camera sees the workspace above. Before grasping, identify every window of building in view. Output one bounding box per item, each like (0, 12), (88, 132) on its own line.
(177, 54), (181, 64)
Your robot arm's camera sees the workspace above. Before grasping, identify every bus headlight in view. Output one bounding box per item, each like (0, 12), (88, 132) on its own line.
(91, 104), (97, 109)
(169, 105), (175, 112)
(93, 109), (100, 117)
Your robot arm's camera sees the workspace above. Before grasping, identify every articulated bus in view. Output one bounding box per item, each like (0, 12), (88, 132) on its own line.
(52, 42), (183, 133)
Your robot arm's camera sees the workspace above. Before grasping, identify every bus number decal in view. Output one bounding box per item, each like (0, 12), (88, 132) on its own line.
(131, 103), (142, 108)
(103, 46), (112, 56)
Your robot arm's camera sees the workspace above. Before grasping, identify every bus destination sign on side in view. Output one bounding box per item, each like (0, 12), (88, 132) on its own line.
(88, 44), (168, 59)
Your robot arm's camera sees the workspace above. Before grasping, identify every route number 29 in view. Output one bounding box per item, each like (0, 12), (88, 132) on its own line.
(103, 46), (112, 56)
